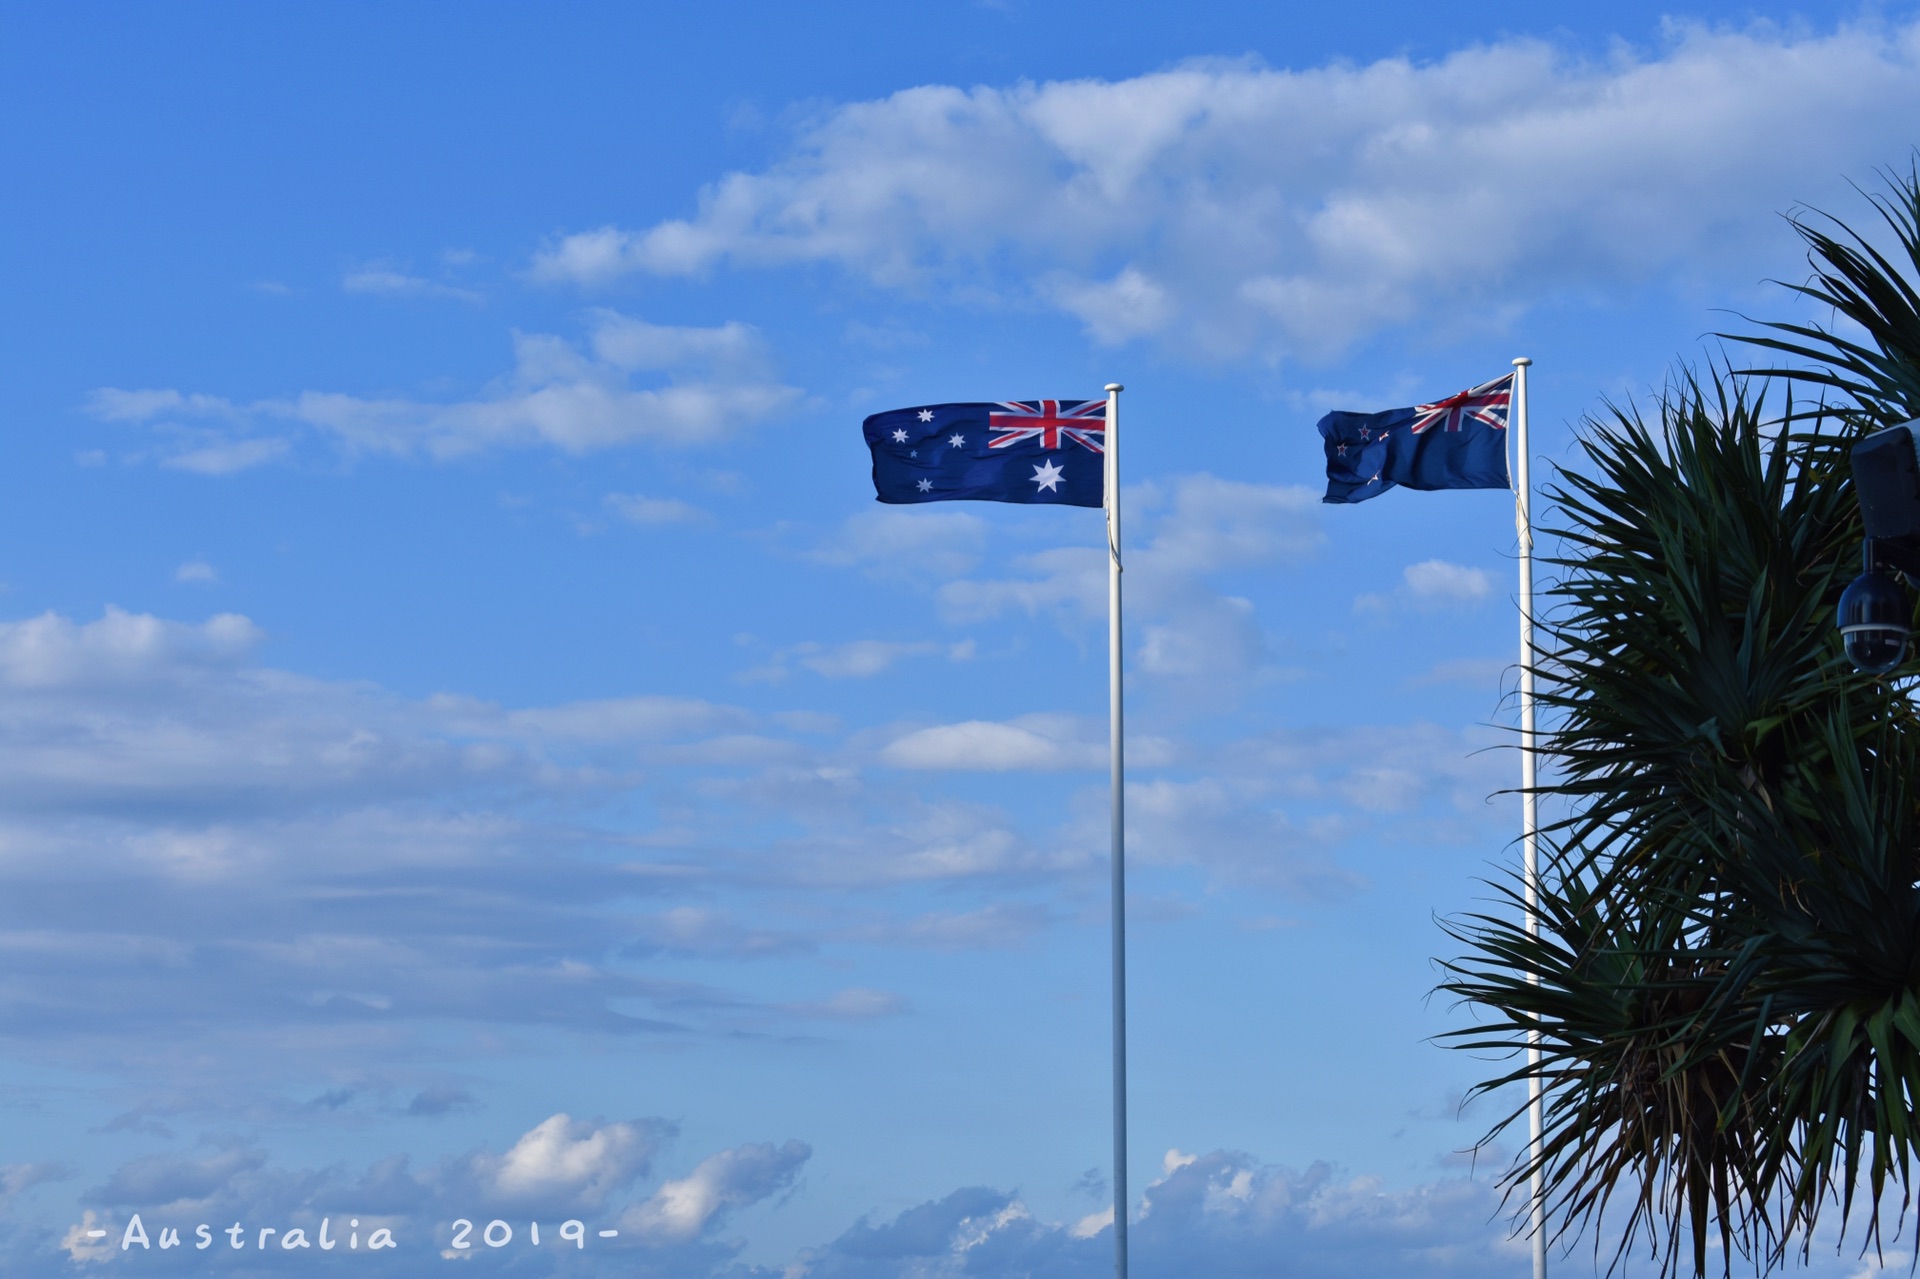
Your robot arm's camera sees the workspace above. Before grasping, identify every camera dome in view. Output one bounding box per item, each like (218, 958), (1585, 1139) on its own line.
(1839, 570), (1911, 674)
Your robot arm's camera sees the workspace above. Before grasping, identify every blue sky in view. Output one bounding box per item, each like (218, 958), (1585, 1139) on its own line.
(3, 2), (1919, 1275)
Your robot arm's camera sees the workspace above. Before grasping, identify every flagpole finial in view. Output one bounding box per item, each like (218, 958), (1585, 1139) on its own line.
(1512, 357), (1532, 368)
(1106, 383), (1124, 392)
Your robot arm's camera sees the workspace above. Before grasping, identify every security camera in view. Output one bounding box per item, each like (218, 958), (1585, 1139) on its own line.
(1839, 556), (1911, 675)
(1842, 420), (1920, 674)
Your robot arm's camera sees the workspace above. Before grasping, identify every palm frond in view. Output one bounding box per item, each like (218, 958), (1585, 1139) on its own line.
(1723, 161), (1920, 424)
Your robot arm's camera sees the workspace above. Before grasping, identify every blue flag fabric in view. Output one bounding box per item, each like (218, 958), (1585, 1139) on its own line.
(1319, 374), (1513, 504)
(865, 400), (1105, 508)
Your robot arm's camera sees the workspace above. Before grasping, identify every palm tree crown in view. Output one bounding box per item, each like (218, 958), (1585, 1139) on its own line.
(1440, 164), (1920, 1277)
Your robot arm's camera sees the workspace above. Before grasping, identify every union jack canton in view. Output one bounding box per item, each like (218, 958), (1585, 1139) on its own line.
(1410, 375), (1515, 434)
(1317, 373), (1513, 505)
(989, 400), (1107, 452)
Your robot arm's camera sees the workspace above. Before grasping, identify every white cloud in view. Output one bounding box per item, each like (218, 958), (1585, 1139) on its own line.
(605, 493), (708, 525)
(529, 22), (1920, 358)
(849, 902), (1048, 950)
(629, 906), (809, 958)
(493, 693), (752, 743)
(1133, 476), (1324, 578)
(532, 225), (644, 283)
(879, 714), (1175, 774)
(939, 546), (1106, 624)
(1121, 775), (1361, 896)
(0, 612), (786, 855)
(1021, 719), (1513, 891)
(0, 608), (260, 689)
(1402, 559), (1494, 606)
(802, 639), (937, 678)
(1135, 595), (1265, 679)
(1243, 721), (1510, 823)
(172, 559), (218, 585)
(1047, 265), (1172, 344)
(164, 436), (292, 475)
(940, 476), (1322, 626)
(0, 611), (538, 824)
(89, 1145), (266, 1213)
(934, 475), (1322, 690)
(1360, 560), (1498, 614)
(881, 714), (1106, 772)
(0, 1162), (71, 1208)
(741, 637), (955, 682)
(589, 312), (767, 372)
(1412, 657), (1509, 688)
(811, 506), (991, 581)
(751, 795), (1086, 886)
(1071, 1205), (1114, 1239)
(781, 987), (907, 1020)
(86, 311), (800, 466)
(59, 1209), (114, 1263)
(341, 266), (482, 303)
(472, 1113), (661, 1209)
(621, 1140), (810, 1244)
(87, 389), (240, 423)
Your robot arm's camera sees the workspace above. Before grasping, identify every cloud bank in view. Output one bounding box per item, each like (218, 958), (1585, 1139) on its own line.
(14, 1132), (1541, 1278)
(88, 311), (799, 469)
(532, 21), (1920, 358)
(0, 598), (1505, 1078)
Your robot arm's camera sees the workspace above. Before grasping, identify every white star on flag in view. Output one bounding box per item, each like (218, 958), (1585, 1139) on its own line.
(892, 429), (909, 443)
(948, 434), (965, 447)
(1030, 459), (1065, 492)
(917, 410), (934, 423)
(917, 479), (933, 492)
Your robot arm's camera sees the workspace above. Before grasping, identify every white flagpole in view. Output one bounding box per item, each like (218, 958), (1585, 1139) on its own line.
(1512, 355), (1545, 1279)
(1104, 381), (1129, 1279)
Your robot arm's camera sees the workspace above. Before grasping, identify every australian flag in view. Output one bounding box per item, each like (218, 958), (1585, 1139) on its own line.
(1319, 374), (1513, 504)
(865, 400), (1105, 508)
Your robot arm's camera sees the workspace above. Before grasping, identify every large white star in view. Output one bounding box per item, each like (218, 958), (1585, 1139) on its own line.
(891, 428), (909, 443)
(948, 434), (965, 447)
(917, 478), (933, 492)
(1030, 459), (1065, 493)
(917, 410), (934, 423)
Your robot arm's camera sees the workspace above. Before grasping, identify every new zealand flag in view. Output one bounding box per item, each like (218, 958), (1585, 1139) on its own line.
(864, 400), (1105, 508)
(1319, 375), (1513, 504)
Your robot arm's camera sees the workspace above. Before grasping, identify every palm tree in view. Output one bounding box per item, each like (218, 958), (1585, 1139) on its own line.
(1439, 164), (1920, 1277)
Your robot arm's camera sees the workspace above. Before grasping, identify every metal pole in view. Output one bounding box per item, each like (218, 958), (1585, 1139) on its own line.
(1513, 356), (1545, 1279)
(1104, 381), (1128, 1279)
